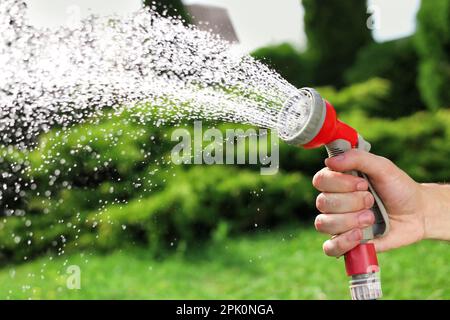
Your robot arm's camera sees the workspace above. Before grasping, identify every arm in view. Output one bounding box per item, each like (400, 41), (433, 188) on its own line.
(421, 183), (450, 241)
(311, 149), (450, 257)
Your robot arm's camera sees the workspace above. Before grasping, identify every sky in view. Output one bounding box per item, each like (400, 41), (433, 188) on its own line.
(27, 0), (421, 52)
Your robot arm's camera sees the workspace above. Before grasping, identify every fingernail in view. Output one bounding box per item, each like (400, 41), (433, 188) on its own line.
(348, 229), (361, 242)
(356, 181), (368, 191)
(334, 154), (345, 161)
(364, 193), (374, 207)
(358, 211), (374, 226)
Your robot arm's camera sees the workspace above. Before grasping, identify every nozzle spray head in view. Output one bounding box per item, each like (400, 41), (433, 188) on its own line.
(278, 88), (358, 149)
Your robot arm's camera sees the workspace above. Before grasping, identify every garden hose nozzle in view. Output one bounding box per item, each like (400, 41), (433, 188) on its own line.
(278, 88), (390, 300)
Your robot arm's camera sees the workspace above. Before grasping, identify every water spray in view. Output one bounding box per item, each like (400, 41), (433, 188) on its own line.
(278, 88), (390, 300)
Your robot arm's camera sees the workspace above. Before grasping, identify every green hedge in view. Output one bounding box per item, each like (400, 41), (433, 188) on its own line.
(415, 0), (450, 110)
(345, 38), (424, 118)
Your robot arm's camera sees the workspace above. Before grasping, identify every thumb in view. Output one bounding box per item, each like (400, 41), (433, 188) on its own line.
(324, 149), (400, 185)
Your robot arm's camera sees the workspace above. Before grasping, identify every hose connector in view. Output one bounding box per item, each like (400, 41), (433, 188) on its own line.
(345, 243), (382, 300)
(349, 272), (382, 300)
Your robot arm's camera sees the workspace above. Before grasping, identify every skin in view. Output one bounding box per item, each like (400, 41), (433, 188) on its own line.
(312, 149), (450, 257)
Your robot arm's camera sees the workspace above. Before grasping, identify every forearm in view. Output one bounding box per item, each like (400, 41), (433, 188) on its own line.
(421, 183), (450, 241)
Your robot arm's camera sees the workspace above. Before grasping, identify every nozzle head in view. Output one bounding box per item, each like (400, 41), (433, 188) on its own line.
(278, 88), (358, 149)
(278, 88), (326, 146)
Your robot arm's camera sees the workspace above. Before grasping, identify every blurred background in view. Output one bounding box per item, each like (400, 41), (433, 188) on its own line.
(1, 0), (449, 299)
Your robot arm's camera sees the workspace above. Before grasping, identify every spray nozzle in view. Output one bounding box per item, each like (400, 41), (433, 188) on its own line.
(278, 87), (358, 149)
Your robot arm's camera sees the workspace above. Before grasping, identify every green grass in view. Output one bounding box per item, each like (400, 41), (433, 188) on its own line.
(0, 226), (449, 300)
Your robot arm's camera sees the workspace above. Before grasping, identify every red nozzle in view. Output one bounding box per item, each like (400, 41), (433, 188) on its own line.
(345, 243), (379, 276)
(303, 101), (358, 149)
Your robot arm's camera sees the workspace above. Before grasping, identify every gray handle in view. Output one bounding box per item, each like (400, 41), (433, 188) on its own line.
(325, 137), (390, 240)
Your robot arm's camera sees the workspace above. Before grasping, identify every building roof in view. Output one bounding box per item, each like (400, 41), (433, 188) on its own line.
(185, 4), (239, 43)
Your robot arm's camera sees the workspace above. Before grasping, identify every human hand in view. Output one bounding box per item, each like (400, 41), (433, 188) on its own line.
(312, 149), (428, 257)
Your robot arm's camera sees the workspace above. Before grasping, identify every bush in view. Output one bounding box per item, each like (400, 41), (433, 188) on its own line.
(415, 0), (450, 110)
(89, 166), (314, 254)
(317, 78), (391, 115)
(345, 38), (424, 118)
(342, 110), (450, 182)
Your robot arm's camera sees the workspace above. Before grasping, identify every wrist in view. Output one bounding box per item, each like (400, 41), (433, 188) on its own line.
(420, 183), (450, 241)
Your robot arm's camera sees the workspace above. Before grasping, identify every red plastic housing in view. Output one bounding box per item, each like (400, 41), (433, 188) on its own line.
(303, 101), (358, 149)
(344, 243), (379, 276)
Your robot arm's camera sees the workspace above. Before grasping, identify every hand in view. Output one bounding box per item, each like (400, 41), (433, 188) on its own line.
(312, 149), (427, 257)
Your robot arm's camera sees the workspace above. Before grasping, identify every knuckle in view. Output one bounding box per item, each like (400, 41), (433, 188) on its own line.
(362, 191), (374, 207)
(314, 214), (332, 233)
(314, 215), (323, 231)
(312, 169), (325, 189)
(379, 156), (392, 166)
(378, 156), (395, 171)
(334, 237), (346, 254)
(316, 193), (339, 213)
(316, 192), (340, 213)
(326, 194), (339, 210)
(322, 241), (334, 257)
(316, 194), (326, 212)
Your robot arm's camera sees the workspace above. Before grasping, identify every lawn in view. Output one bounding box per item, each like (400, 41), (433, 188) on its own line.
(0, 226), (449, 300)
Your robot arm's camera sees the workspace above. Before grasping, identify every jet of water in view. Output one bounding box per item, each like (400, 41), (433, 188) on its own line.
(0, 0), (309, 149)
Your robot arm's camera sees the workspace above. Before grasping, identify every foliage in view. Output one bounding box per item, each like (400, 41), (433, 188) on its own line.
(302, 0), (373, 87)
(345, 38), (424, 118)
(317, 78), (391, 115)
(0, 112), (315, 264)
(415, 0), (450, 110)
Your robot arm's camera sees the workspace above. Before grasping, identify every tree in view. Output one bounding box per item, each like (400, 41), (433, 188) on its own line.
(302, 0), (373, 87)
(415, 0), (450, 110)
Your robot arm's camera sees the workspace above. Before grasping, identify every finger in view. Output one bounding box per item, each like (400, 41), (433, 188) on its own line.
(315, 210), (375, 235)
(312, 167), (368, 193)
(316, 191), (374, 214)
(324, 149), (400, 184)
(323, 229), (362, 257)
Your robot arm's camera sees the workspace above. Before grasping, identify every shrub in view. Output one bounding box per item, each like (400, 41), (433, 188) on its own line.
(345, 38), (424, 118)
(415, 0), (450, 110)
(317, 78), (391, 115)
(89, 166), (314, 254)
